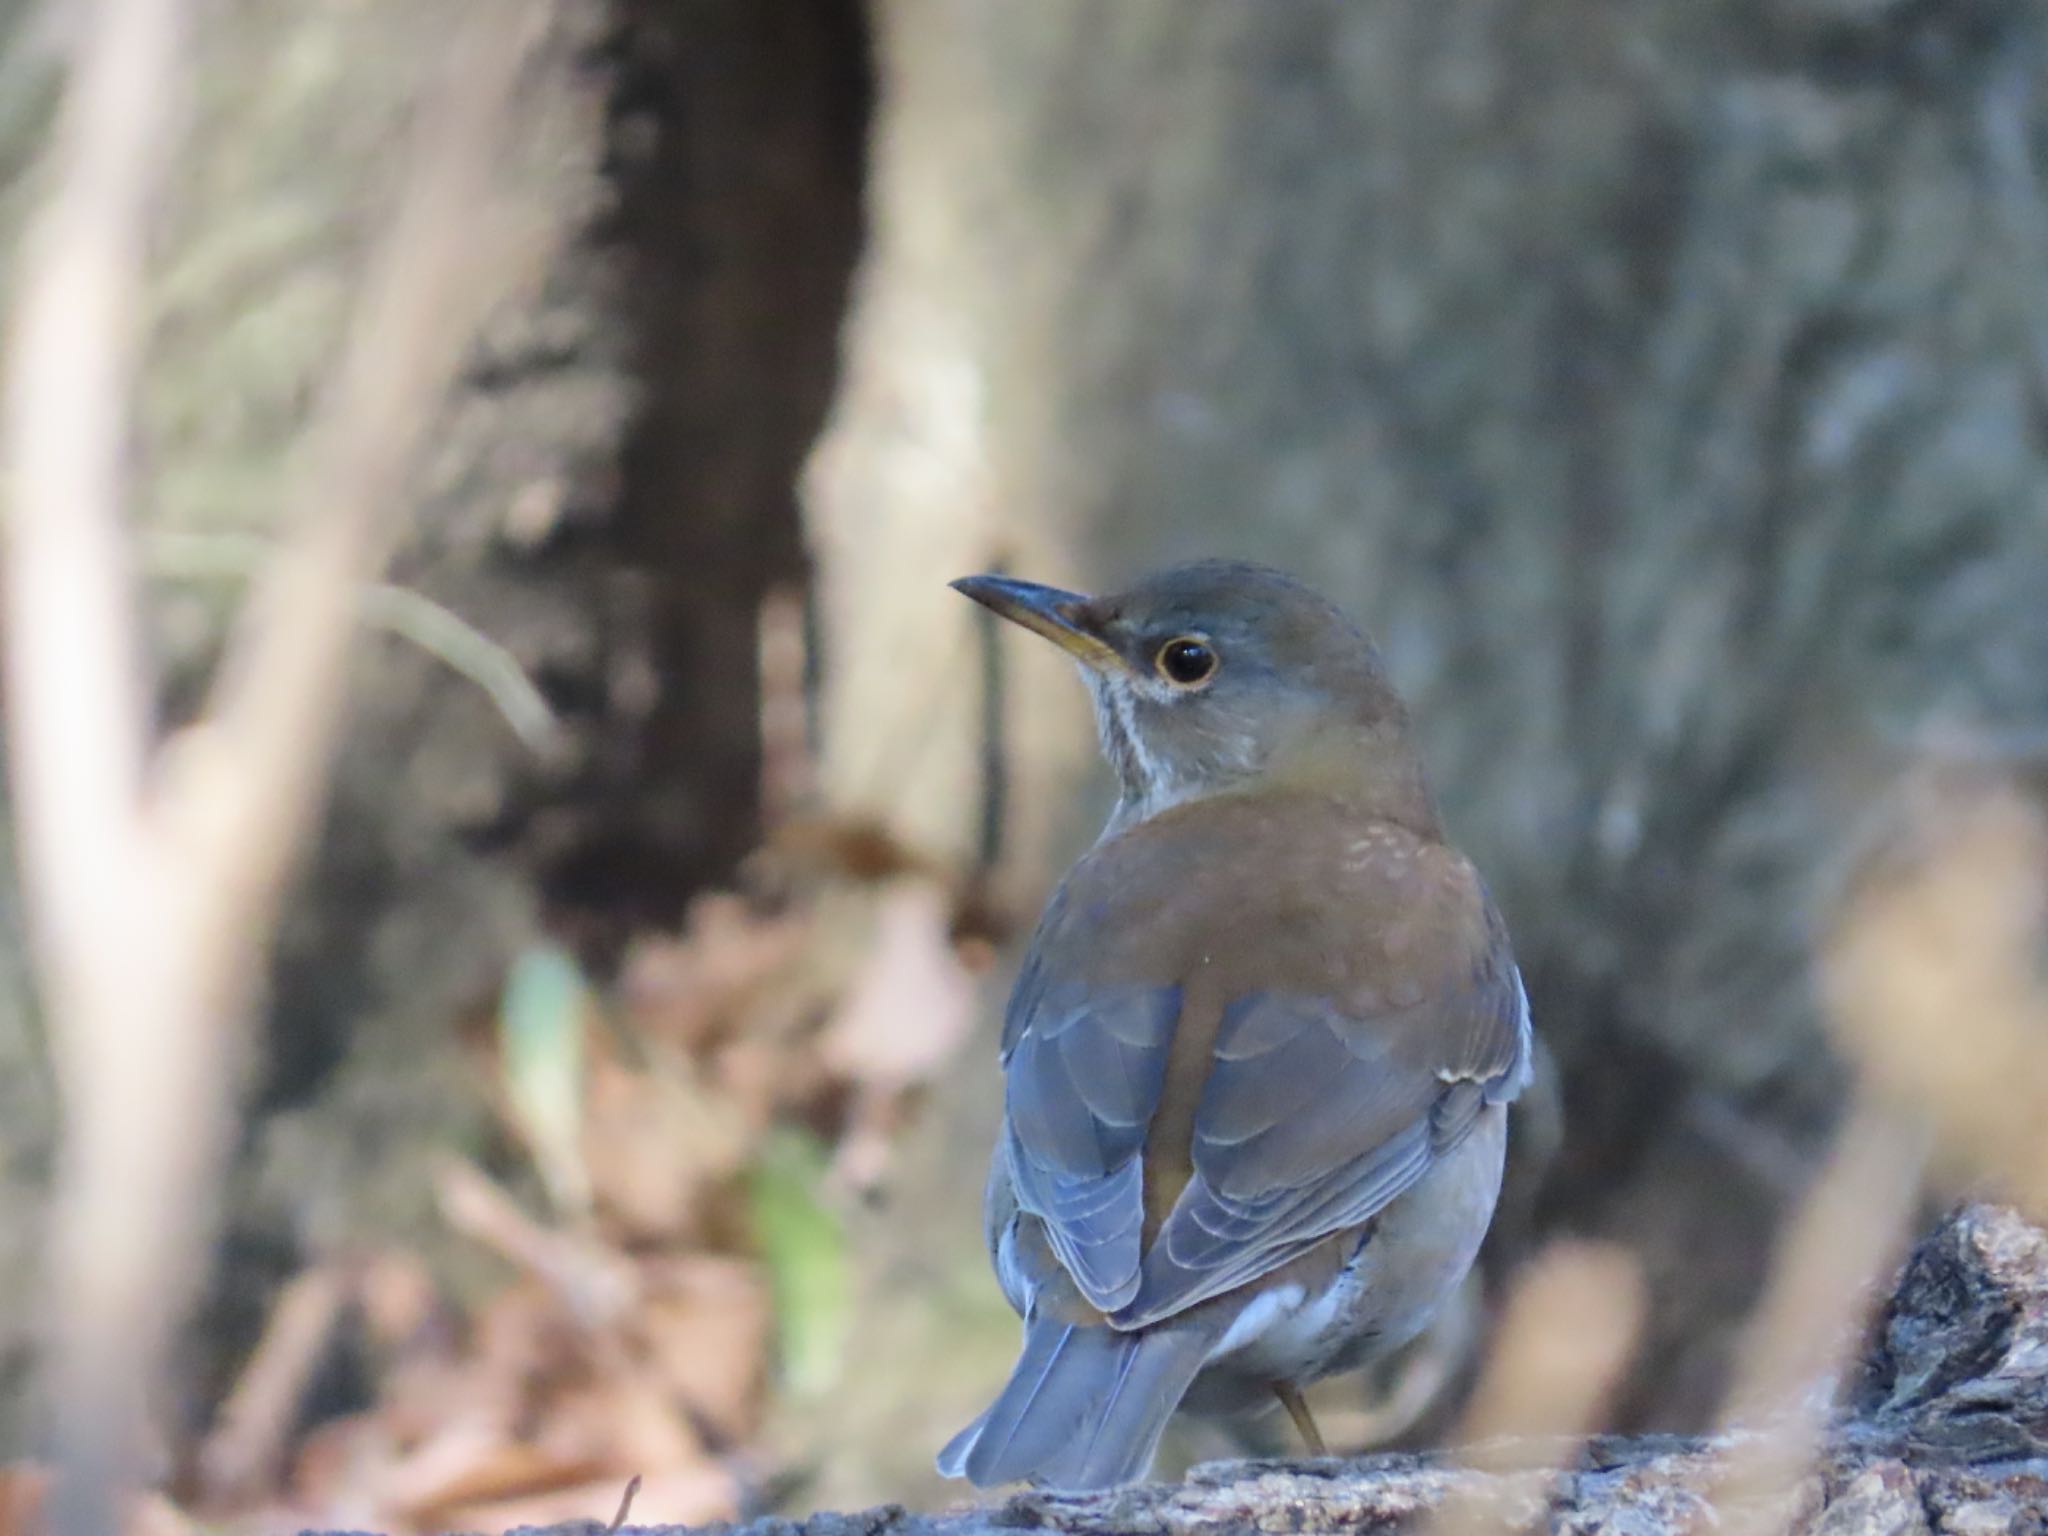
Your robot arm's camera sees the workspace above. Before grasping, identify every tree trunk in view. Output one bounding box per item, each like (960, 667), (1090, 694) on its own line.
(804, 0), (2048, 1444)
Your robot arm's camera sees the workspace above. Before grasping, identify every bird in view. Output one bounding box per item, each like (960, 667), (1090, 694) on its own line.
(936, 560), (1531, 1491)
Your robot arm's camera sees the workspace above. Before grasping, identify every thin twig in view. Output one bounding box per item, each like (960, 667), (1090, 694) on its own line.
(433, 1158), (638, 1328)
(607, 1472), (644, 1533)
(148, 530), (561, 755)
(357, 581), (562, 756)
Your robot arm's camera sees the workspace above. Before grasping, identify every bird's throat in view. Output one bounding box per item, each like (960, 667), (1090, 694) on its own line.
(1093, 693), (1439, 841)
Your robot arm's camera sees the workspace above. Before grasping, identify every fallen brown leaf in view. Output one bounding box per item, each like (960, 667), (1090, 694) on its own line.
(634, 1257), (774, 1444)
(620, 895), (812, 1054)
(582, 1051), (751, 1245)
(820, 882), (978, 1093)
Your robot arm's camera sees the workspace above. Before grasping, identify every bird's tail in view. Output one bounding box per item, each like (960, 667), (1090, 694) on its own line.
(937, 1313), (1219, 1490)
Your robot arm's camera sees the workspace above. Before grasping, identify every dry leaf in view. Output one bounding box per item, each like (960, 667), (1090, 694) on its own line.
(582, 1052), (750, 1244)
(713, 1033), (820, 1133)
(620, 895), (811, 1053)
(578, 1364), (703, 1471)
(635, 1257), (773, 1443)
(86, 812), (992, 1531)
(820, 882), (978, 1091)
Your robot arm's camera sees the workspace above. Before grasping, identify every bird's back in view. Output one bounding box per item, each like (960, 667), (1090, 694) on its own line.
(1002, 787), (1524, 1322)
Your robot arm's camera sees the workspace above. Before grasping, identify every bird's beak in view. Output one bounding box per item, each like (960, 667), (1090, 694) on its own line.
(950, 574), (1124, 672)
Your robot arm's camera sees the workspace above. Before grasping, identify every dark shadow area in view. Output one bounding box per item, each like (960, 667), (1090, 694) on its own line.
(545, 0), (873, 945)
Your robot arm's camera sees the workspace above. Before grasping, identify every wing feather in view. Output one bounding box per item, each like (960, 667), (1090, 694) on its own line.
(1113, 951), (1526, 1329)
(993, 800), (1532, 1333)
(1002, 983), (1179, 1313)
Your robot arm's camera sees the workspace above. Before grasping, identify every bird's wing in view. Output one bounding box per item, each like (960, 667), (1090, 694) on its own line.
(1112, 946), (1526, 1327)
(997, 909), (1181, 1312)
(998, 803), (1528, 1327)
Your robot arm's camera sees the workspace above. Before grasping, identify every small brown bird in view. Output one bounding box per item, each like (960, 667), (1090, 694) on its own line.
(937, 561), (1530, 1490)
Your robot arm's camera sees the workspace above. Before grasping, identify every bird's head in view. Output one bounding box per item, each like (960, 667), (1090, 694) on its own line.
(953, 560), (1434, 832)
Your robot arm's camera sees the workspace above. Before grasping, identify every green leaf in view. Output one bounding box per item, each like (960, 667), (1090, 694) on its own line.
(750, 1128), (852, 1397)
(498, 943), (591, 1215)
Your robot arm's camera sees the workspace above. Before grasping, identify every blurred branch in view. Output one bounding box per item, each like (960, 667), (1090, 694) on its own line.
(1452, 1242), (1643, 1451)
(1, 1), (190, 1531)
(185, 4), (553, 851)
(1687, 748), (2048, 1536)
(1704, 1096), (1927, 1536)
(0, 3), (553, 1532)
(2, 0), (169, 1059)
(194, 1263), (352, 1507)
(148, 530), (562, 755)
(1822, 761), (2048, 1220)
(1424, 1240), (1644, 1536)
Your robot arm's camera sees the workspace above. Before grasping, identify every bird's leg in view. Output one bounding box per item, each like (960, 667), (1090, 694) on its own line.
(1273, 1382), (1326, 1456)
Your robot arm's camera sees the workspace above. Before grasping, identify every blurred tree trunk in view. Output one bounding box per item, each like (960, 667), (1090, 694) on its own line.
(806, 0), (2048, 1476)
(2, 0), (2045, 1500)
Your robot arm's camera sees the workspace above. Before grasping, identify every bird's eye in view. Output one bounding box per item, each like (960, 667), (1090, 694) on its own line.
(1155, 636), (1218, 688)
